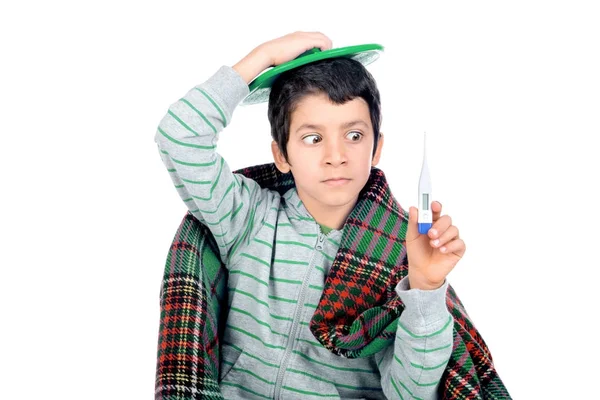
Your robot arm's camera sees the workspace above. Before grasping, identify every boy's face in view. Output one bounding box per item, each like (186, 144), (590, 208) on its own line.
(271, 92), (383, 224)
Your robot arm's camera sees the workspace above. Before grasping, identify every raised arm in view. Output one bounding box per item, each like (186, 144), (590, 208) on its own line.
(154, 32), (333, 264)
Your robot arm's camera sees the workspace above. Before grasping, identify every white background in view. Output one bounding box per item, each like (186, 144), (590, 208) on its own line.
(1, 1), (598, 398)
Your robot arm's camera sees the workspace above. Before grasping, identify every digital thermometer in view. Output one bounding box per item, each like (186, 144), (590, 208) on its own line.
(418, 132), (432, 234)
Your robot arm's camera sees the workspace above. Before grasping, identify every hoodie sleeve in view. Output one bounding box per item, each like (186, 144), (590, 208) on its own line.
(154, 66), (273, 265)
(377, 278), (453, 399)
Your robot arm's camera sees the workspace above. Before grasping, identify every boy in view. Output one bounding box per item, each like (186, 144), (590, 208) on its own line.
(155, 31), (465, 399)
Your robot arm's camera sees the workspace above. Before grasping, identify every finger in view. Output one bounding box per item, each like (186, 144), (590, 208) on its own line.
(428, 214), (452, 239)
(406, 206), (420, 242)
(430, 225), (459, 248)
(305, 32), (333, 49)
(287, 31), (330, 52)
(431, 201), (443, 222)
(307, 31), (331, 41)
(301, 38), (330, 52)
(438, 238), (466, 258)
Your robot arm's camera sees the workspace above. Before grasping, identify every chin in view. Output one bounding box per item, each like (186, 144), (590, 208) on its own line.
(321, 191), (359, 207)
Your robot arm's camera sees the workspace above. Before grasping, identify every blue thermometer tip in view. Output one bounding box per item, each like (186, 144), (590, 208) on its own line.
(418, 223), (432, 235)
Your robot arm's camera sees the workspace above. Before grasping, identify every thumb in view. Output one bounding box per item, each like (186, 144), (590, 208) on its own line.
(406, 206), (420, 242)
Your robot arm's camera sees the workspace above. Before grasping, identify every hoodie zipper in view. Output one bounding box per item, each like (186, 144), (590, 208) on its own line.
(273, 229), (325, 398)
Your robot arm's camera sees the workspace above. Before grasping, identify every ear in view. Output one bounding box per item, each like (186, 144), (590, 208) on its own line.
(371, 132), (384, 166)
(271, 141), (291, 173)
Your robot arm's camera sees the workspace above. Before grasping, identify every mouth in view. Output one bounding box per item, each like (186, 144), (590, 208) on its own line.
(322, 178), (351, 187)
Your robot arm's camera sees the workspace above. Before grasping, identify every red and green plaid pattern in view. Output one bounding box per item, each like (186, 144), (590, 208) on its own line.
(156, 217), (227, 399)
(156, 163), (510, 399)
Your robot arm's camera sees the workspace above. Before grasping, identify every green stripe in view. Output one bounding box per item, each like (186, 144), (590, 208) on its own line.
(320, 251), (335, 262)
(394, 354), (403, 367)
(399, 315), (452, 339)
(196, 88), (227, 126)
(158, 127), (215, 149)
(410, 359), (449, 371)
(300, 233), (318, 238)
(229, 270), (268, 287)
(281, 386), (340, 399)
(228, 366), (276, 385)
(240, 253), (270, 268)
(223, 342), (280, 368)
(181, 177), (211, 185)
(228, 288), (269, 308)
(309, 284), (324, 290)
(220, 382), (271, 399)
(287, 368), (380, 391)
(268, 295), (296, 304)
(292, 351), (376, 374)
(276, 240), (313, 250)
(238, 175), (251, 195)
(327, 237), (341, 247)
(410, 376), (443, 387)
(274, 259), (309, 266)
(284, 190), (296, 201)
(230, 201), (244, 220)
(204, 206), (236, 226)
(223, 234), (236, 247)
(413, 343), (453, 353)
(390, 378), (406, 400)
(180, 98), (217, 134)
(315, 266), (325, 273)
(281, 386), (339, 397)
(192, 181), (234, 213)
(270, 277), (302, 285)
(229, 182), (259, 258)
(396, 378), (424, 400)
(213, 230), (228, 238)
(229, 307), (288, 337)
(170, 156), (216, 167)
(289, 216), (314, 222)
(296, 338), (323, 348)
(270, 313), (293, 322)
(167, 110), (199, 136)
(226, 324), (286, 350)
(217, 181), (235, 205)
(253, 238), (273, 248)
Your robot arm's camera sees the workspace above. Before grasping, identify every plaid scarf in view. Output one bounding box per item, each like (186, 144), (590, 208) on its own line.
(155, 163), (510, 399)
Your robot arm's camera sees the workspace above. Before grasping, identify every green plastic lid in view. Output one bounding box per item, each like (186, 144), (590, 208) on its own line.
(241, 43), (384, 105)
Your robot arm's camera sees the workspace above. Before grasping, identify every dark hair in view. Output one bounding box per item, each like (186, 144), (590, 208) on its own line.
(267, 57), (382, 163)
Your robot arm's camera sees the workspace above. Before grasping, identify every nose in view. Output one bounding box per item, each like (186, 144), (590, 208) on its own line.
(324, 138), (347, 167)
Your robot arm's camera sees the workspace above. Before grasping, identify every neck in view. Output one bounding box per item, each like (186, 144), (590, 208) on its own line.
(297, 189), (358, 231)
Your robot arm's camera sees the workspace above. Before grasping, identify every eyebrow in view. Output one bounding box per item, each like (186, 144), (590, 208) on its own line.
(295, 120), (369, 134)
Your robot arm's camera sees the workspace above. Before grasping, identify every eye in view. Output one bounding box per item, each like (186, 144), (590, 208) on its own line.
(346, 131), (363, 141)
(301, 134), (322, 145)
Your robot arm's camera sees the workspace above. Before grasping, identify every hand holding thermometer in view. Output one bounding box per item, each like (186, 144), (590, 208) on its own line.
(418, 132), (432, 234)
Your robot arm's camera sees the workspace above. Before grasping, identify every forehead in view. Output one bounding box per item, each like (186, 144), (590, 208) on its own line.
(290, 93), (371, 128)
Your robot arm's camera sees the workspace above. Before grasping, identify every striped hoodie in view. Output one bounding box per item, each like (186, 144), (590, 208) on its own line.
(155, 66), (453, 399)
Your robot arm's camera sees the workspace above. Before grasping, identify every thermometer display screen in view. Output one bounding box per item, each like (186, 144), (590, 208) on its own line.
(423, 194), (429, 210)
